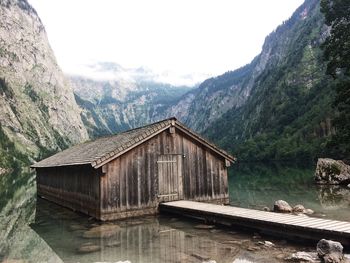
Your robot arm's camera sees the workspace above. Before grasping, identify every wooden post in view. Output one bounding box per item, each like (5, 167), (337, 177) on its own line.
(169, 127), (176, 138)
(102, 164), (108, 174)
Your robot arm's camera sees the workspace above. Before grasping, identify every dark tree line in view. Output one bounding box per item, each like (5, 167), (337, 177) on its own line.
(321, 0), (350, 159)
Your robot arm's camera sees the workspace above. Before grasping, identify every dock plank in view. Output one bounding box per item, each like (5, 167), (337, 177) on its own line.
(159, 201), (350, 246)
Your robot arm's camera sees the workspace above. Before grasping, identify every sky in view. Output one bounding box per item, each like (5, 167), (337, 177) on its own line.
(28, 0), (304, 86)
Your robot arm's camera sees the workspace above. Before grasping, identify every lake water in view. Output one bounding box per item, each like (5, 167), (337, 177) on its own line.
(1, 162), (349, 262)
(229, 162), (350, 221)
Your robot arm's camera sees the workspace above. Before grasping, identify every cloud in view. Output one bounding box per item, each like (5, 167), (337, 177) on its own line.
(66, 61), (210, 86)
(28, 0), (304, 85)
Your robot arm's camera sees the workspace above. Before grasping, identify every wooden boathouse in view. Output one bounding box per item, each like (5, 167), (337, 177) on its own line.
(32, 117), (235, 221)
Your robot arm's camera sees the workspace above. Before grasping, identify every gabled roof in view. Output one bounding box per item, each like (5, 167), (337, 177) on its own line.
(31, 117), (235, 169)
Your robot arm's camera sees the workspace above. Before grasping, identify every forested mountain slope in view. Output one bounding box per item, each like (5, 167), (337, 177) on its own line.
(164, 50), (261, 132)
(0, 0), (88, 168)
(204, 0), (334, 161)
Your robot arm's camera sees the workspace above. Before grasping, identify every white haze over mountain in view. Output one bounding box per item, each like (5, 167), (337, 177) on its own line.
(28, 0), (304, 86)
(69, 61), (210, 87)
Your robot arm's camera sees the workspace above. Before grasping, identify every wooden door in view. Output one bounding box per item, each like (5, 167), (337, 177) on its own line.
(157, 154), (183, 202)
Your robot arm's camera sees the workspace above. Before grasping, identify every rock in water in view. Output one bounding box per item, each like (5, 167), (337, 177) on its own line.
(285, 251), (320, 262)
(315, 159), (350, 185)
(77, 243), (101, 254)
(323, 253), (345, 263)
(317, 239), (344, 263)
(304, 208), (314, 215)
(273, 200), (292, 213)
(82, 224), (120, 239)
(262, 206), (270, 212)
(293, 204), (306, 213)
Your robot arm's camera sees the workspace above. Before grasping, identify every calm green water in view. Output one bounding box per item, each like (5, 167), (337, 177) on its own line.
(229, 162), (350, 221)
(30, 198), (300, 263)
(1, 163), (350, 262)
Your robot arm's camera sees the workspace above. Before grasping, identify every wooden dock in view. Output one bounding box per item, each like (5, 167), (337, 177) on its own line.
(159, 201), (350, 246)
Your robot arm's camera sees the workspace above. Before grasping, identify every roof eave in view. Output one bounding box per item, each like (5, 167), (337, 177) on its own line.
(30, 161), (92, 169)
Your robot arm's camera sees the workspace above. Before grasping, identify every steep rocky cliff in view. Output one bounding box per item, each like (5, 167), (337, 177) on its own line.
(204, 0), (334, 160)
(72, 73), (192, 137)
(164, 55), (261, 132)
(165, 0), (328, 137)
(0, 0), (88, 164)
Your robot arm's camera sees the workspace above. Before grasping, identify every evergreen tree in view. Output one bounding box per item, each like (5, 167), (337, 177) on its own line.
(321, 0), (350, 158)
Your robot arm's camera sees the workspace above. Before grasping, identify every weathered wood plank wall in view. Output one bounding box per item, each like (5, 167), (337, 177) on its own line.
(100, 127), (228, 220)
(36, 126), (229, 221)
(36, 165), (101, 218)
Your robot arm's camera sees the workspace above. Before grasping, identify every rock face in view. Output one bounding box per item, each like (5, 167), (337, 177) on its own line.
(0, 0), (88, 157)
(71, 73), (192, 138)
(315, 158), (350, 185)
(199, 0), (336, 161)
(273, 200), (292, 213)
(317, 239), (344, 263)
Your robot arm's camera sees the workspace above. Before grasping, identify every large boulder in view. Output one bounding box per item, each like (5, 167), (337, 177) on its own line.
(317, 239), (344, 263)
(273, 200), (292, 213)
(315, 159), (350, 185)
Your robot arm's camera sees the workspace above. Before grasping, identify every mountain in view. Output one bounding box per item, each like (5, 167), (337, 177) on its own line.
(201, 0), (334, 161)
(0, 0), (88, 168)
(163, 62), (259, 132)
(71, 73), (193, 137)
(70, 0), (333, 162)
(0, 0), (334, 167)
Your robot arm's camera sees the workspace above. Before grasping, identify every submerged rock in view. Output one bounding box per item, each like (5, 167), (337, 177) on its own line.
(77, 243), (101, 254)
(315, 158), (350, 185)
(106, 240), (121, 247)
(257, 241), (275, 248)
(286, 239), (347, 263)
(82, 224), (120, 239)
(69, 224), (87, 231)
(274, 200), (292, 213)
(317, 239), (343, 256)
(190, 252), (211, 261)
(323, 253), (345, 263)
(285, 251), (320, 262)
